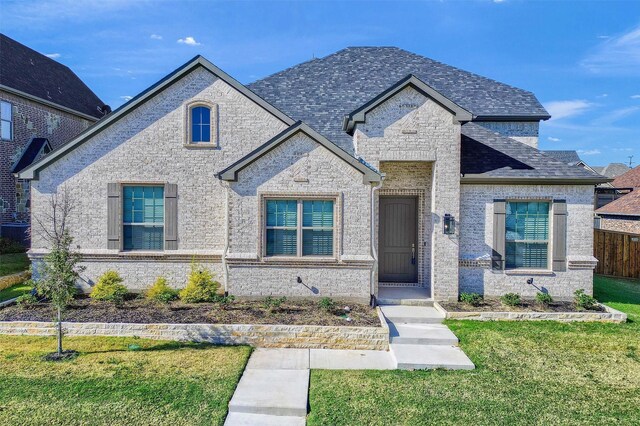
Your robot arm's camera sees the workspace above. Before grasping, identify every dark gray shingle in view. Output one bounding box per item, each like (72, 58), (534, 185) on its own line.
(542, 150), (581, 165)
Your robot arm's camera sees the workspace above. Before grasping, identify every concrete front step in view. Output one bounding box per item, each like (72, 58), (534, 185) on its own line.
(380, 305), (445, 324)
(224, 412), (305, 426)
(389, 323), (459, 346)
(390, 343), (475, 370)
(228, 368), (309, 417)
(377, 287), (433, 306)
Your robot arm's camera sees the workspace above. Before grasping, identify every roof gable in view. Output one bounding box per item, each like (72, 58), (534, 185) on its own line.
(0, 34), (104, 119)
(343, 74), (473, 133)
(18, 55), (295, 180)
(11, 137), (52, 174)
(218, 121), (381, 183)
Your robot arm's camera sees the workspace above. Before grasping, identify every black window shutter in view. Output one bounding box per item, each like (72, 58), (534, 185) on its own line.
(492, 200), (506, 270)
(165, 183), (178, 250)
(552, 200), (567, 272)
(107, 183), (121, 250)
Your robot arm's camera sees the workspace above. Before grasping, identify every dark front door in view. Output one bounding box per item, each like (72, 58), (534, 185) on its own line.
(379, 196), (418, 283)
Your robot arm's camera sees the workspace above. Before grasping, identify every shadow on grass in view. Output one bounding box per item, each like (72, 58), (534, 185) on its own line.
(80, 340), (248, 355)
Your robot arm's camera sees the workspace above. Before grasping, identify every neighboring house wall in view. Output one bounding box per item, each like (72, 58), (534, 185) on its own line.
(599, 217), (640, 234)
(353, 86), (461, 300)
(459, 184), (595, 299)
(30, 67), (288, 290)
(0, 89), (92, 225)
(476, 121), (539, 148)
(226, 132), (373, 299)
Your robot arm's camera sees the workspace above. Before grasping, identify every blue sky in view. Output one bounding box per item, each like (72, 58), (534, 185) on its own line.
(2, 0), (639, 166)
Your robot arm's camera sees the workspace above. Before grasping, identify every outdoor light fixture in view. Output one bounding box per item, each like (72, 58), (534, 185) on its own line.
(443, 214), (455, 235)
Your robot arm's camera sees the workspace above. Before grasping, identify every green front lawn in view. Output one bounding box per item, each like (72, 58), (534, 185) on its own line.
(0, 282), (32, 302)
(308, 275), (640, 425)
(0, 336), (251, 425)
(0, 253), (30, 277)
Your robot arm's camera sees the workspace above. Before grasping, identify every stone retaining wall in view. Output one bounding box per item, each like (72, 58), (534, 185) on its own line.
(435, 302), (627, 323)
(0, 308), (389, 350)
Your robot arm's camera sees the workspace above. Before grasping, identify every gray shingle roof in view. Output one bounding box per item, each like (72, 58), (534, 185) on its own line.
(461, 123), (607, 182)
(248, 47), (549, 152)
(597, 163), (631, 178)
(542, 150), (581, 165)
(0, 33), (105, 119)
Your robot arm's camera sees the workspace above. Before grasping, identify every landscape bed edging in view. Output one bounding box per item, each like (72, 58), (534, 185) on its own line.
(0, 307), (390, 350)
(435, 302), (627, 323)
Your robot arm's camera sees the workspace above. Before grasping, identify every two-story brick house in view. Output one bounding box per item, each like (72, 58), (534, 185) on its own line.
(18, 49), (608, 302)
(0, 34), (105, 243)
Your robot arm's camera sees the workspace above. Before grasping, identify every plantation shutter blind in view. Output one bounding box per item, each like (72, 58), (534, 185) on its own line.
(302, 200), (334, 256)
(552, 200), (567, 272)
(107, 183), (121, 249)
(165, 183), (178, 250)
(266, 200), (298, 256)
(492, 200), (506, 270)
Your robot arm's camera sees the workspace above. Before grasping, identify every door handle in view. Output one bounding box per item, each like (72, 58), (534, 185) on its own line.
(411, 243), (416, 264)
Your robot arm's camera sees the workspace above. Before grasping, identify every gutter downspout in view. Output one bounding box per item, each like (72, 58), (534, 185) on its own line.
(370, 177), (384, 307)
(222, 181), (230, 295)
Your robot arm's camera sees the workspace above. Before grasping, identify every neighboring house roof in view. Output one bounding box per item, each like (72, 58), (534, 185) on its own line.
(218, 121), (381, 183)
(596, 189), (640, 216)
(17, 55), (296, 180)
(460, 123), (609, 184)
(11, 137), (52, 174)
(592, 163), (631, 178)
(611, 165), (640, 189)
(0, 33), (105, 119)
(542, 150), (581, 165)
(248, 47), (550, 152)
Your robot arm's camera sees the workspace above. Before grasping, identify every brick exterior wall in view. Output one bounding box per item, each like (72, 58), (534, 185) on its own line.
(459, 184), (596, 299)
(598, 217), (640, 234)
(1, 90), (93, 227)
(354, 86), (461, 300)
(476, 121), (539, 148)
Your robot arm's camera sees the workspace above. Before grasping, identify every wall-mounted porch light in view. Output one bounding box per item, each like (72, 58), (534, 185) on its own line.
(443, 214), (455, 235)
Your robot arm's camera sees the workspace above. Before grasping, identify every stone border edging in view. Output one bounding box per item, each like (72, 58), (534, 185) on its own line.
(0, 307), (389, 350)
(0, 297), (18, 309)
(434, 301), (627, 323)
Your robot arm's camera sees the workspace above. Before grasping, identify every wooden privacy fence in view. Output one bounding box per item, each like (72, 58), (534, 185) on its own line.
(594, 229), (640, 278)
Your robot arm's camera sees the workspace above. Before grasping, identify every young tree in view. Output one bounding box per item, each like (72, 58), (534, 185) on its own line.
(32, 187), (84, 359)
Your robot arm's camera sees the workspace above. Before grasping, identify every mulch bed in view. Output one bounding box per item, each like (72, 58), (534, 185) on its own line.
(0, 295), (381, 327)
(441, 299), (605, 313)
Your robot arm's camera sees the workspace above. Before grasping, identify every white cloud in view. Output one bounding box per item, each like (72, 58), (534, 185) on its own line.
(150, 34), (162, 40)
(596, 93), (608, 98)
(614, 147), (634, 152)
(631, 95), (640, 99)
(493, 0), (506, 3)
(582, 25), (640, 74)
(45, 53), (61, 59)
(547, 137), (561, 142)
(544, 100), (593, 121)
(592, 106), (640, 126)
(120, 95), (133, 101)
(577, 149), (602, 156)
(177, 36), (201, 46)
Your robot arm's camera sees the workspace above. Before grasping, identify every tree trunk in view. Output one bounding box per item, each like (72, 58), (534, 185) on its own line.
(57, 307), (63, 355)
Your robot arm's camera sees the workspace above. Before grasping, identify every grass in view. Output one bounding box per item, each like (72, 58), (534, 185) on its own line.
(0, 253), (30, 277)
(0, 282), (32, 302)
(0, 336), (251, 425)
(308, 275), (640, 425)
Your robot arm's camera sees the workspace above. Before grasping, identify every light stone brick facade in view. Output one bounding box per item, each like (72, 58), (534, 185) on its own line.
(598, 217), (640, 234)
(476, 121), (539, 148)
(26, 63), (595, 303)
(459, 184), (596, 299)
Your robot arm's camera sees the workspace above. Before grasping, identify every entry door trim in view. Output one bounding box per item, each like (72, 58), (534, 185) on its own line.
(379, 195), (419, 283)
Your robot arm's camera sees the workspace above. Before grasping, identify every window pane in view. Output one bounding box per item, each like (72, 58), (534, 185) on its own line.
(506, 242), (548, 269)
(123, 225), (164, 250)
(506, 202), (549, 242)
(266, 229), (297, 255)
(192, 122), (201, 142)
(303, 230), (333, 256)
(201, 124), (211, 142)
(1, 102), (11, 119)
(191, 106), (203, 125)
(1, 122), (11, 140)
(200, 106), (210, 124)
(266, 200), (297, 227)
(303, 200), (333, 227)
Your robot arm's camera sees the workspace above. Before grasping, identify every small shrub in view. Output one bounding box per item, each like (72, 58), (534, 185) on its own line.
(574, 289), (598, 310)
(459, 292), (483, 307)
(179, 263), (220, 303)
(146, 277), (178, 303)
(535, 292), (553, 306)
(90, 270), (128, 304)
(501, 293), (521, 307)
(215, 294), (235, 309)
(263, 296), (287, 313)
(16, 293), (37, 309)
(318, 297), (336, 312)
